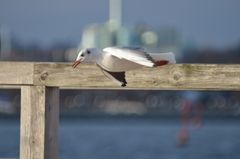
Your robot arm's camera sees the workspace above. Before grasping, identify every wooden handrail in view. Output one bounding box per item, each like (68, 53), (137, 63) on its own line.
(1, 62), (240, 159)
(1, 62), (240, 90)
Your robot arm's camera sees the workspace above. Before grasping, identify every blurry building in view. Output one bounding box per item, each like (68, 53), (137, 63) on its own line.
(80, 23), (131, 49)
(78, 0), (182, 56)
(79, 23), (182, 54)
(0, 26), (12, 60)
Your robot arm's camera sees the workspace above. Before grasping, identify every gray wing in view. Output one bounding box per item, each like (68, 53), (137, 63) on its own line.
(103, 47), (155, 67)
(121, 46), (145, 52)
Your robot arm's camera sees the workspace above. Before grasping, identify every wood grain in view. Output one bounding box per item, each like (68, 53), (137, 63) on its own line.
(33, 63), (240, 90)
(44, 87), (59, 159)
(20, 86), (59, 159)
(1, 62), (240, 159)
(0, 62), (239, 90)
(0, 62), (33, 85)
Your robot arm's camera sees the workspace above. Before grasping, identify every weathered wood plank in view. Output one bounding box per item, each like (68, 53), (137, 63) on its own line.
(0, 85), (20, 89)
(33, 63), (114, 87)
(44, 87), (59, 159)
(33, 63), (240, 90)
(0, 62), (34, 85)
(20, 86), (45, 159)
(128, 64), (240, 90)
(20, 86), (59, 159)
(0, 62), (239, 90)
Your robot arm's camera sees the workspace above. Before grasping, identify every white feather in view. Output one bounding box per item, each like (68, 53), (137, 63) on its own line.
(103, 47), (155, 67)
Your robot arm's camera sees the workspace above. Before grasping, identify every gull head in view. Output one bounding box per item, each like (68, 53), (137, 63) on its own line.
(72, 48), (92, 68)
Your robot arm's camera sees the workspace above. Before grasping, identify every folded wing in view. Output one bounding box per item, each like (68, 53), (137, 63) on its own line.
(103, 47), (155, 67)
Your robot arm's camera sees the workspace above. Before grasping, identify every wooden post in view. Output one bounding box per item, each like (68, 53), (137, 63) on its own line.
(0, 62), (240, 159)
(20, 86), (59, 159)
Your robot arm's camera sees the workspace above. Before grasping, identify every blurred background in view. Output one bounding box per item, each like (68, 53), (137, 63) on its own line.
(0, 0), (240, 158)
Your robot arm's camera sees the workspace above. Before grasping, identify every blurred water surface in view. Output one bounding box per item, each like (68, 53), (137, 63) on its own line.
(0, 118), (239, 159)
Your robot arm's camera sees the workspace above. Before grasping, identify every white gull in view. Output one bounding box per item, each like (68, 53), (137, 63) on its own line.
(72, 46), (176, 87)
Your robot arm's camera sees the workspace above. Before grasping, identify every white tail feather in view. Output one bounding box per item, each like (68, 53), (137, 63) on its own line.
(149, 52), (176, 64)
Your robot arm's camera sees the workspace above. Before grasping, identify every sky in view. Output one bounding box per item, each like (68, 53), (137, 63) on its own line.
(0, 0), (240, 48)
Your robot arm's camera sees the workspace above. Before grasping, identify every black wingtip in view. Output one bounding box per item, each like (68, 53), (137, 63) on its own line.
(121, 82), (127, 87)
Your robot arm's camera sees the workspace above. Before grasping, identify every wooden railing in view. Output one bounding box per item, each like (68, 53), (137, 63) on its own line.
(1, 62), (240, 159)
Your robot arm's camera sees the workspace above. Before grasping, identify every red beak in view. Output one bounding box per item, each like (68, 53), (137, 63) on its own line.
(72, 60), (81, 68)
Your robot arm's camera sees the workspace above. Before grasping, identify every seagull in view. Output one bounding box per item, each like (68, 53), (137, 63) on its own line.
(72, 46), (176, 87)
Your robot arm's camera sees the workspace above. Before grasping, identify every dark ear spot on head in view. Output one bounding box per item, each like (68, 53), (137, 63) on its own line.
(86, 49), (90, 54)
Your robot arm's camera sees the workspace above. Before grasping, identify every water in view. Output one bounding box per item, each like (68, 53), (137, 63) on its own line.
(0, 118), (239, 159)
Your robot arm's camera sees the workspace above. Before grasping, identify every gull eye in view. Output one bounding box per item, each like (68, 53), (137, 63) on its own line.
(81, 54), (84, 57)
